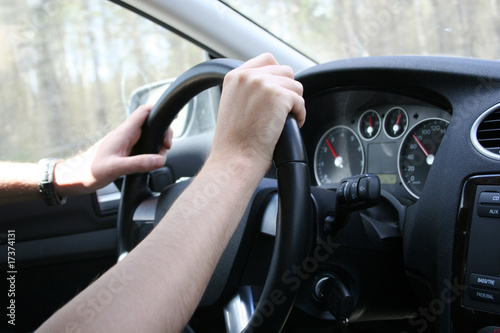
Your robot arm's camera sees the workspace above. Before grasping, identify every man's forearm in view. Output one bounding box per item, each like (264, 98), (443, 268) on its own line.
(0, 160), (76, 204)
(0, 162), (40, 204)
(37, 153), (265, 333)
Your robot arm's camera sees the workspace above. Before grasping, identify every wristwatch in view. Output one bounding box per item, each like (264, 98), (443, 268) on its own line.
(38, 158), (67, 206)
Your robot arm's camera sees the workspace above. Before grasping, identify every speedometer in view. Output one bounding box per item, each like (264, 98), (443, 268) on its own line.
(314, 126), (365, 185)
(398, 118), (449, 199)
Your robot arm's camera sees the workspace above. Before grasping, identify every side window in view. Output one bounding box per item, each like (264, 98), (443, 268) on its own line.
(0, 0), (209, 162)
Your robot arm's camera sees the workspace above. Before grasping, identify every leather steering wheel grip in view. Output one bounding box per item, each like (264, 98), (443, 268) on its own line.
(246, 116), (313, 332)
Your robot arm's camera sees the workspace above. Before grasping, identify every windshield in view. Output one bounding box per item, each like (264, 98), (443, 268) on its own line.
(222, 0), (499, 63)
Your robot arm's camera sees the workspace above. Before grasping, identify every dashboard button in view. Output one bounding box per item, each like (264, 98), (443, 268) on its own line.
(477, 205), (500, 218)
(479, 192), (500, 205)
(471, 273), (500, 291)
(358, 177), (369, 201)
(469, 287), (500, 305)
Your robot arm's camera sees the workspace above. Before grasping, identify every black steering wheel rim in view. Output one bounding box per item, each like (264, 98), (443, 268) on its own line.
(117, 58), (313, 332)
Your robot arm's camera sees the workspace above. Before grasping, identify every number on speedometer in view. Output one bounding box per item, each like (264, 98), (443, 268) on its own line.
(398, 118), (449, 199)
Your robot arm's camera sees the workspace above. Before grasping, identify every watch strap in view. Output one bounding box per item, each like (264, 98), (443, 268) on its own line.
(38, 158), (67, 206)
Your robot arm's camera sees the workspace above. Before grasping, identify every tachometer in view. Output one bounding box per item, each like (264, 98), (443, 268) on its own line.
(314, 126), (365, 185)
(398, 118), (449, 199)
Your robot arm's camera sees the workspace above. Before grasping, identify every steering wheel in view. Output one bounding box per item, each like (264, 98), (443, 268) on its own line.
(117, 59), (313, 332)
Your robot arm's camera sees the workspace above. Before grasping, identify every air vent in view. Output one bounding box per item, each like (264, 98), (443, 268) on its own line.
(471, 103), (500, 160)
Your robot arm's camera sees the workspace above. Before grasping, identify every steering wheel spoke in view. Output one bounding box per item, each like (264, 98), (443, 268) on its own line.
(224, 286), (255, 333)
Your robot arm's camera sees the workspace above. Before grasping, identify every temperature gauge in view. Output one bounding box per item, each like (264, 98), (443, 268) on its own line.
(384, 107), (408, 139)
(358, 110), (381, 140)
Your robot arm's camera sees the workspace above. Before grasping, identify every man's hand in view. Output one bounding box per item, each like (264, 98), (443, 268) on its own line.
(55, 105), (173, 195)
(211, 53), (306, 175)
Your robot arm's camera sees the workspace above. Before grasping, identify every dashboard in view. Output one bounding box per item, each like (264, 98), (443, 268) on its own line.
(293, 56), (500, 332)
(124, 56), (500, 332)
(302, 90), (451, 202)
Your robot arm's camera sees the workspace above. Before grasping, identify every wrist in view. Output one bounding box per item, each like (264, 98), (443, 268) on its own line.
(53, 159), (93, 196)
(204, 151), (268, 188)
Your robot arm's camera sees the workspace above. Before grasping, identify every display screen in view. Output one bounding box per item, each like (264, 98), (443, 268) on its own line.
(367, 142), (397, 174)
(375, 173), (397, 184)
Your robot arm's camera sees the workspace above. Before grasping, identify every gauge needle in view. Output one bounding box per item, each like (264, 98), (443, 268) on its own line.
(393, 113), (402, 134)
(325, 139), (338, 158)
(367, 116), (374, 136)
(413, 134), (429, 157)
(325, 139), (344, 168)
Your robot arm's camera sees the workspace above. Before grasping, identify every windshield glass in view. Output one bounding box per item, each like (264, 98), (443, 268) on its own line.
(222, 0), (499, 63)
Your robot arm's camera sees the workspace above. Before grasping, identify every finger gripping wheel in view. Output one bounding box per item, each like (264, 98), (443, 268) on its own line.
(117, 59), (312, 332)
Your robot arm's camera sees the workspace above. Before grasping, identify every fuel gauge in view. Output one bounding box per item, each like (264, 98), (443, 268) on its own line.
(384, 107), (408, 139)
(358, 110), (381, 141)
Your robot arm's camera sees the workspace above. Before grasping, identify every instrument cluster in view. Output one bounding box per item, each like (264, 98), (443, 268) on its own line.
(305, 90), (452, 201)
